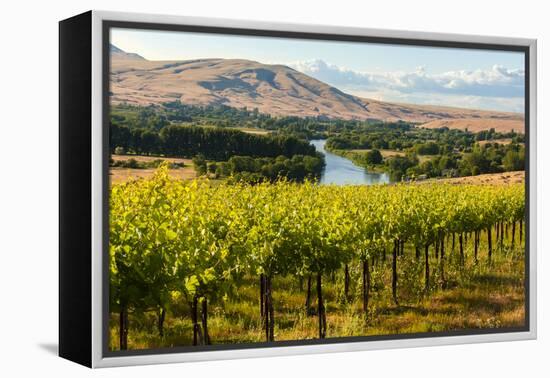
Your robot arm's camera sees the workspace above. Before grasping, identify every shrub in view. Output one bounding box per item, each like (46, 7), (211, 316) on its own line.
(365, 149), (383, 165)
(192, 154), (207, 176)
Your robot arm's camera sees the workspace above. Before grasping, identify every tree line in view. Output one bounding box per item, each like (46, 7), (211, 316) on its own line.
(110, 123), (317, 160)
(193, 154), (325, 183)
(325, 126), (523, 153)
(329, 139), (525, 181)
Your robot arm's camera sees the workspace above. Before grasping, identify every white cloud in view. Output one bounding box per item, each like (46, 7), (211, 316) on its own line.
(289, 60), (524, 112)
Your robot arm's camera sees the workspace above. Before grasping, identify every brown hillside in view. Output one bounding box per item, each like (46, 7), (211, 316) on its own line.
(110, 46), (524, 133)
(419, 118), (524, 133)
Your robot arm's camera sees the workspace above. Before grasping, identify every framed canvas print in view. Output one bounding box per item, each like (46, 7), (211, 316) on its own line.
(59, 10), (537, 368)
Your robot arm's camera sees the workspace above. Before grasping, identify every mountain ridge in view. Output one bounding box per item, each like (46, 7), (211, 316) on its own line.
(109, 46), (524, 133)
(110, 44), (146, 61)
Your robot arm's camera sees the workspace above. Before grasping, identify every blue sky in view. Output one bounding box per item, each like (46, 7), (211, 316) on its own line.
(111, 28), (525, 113)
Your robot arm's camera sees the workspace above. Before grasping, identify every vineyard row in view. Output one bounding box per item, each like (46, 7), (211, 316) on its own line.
(109, 167), (525, 349)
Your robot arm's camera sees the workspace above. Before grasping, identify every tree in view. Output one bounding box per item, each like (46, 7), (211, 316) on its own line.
(386, 155), (418, 181)
(140, 130), (160, 155)
(503, 150), (525, 171)
(110, 123), (131, 153)
(192, 154), (207, 176)
(365, 149), (383, 165)
(415, 142), (439, 155)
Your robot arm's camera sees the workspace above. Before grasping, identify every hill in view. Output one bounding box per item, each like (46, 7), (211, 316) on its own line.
(110, 45), (524, 133)
(110, 44), (145, 61)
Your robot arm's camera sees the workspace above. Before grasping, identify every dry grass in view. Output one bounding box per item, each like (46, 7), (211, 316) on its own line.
(350, 149), (406, 158)
(111, 154), (190, 164)
(234, 127), (271, 135)
(431, 171), (524, 185)
(109, 232), (525, 351)
(109, 155), (196, 184)
(419, 118), (524, 134)
(478, 138), (514, 146)
(110, 167), (197, 184)
(349, 149), (434, 167)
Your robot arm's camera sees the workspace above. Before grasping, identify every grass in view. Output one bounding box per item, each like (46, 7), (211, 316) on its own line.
(432, 171), (525, 186)
(233, 127), (271, 135)
(349, 149), (405, 158)
(109, 230), (525, 351)
(109, 154), (196, 184)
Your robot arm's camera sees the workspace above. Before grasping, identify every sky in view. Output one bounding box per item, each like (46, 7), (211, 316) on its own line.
(111, 28), (525, 113)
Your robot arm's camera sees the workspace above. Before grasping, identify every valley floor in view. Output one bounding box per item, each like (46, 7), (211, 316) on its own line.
(109, 153), (525, 186)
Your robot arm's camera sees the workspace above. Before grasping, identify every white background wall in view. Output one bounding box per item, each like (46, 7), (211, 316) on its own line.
(0, 0), (546, 376)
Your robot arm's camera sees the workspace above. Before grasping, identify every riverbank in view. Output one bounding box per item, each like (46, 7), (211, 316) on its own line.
(324, 147), (389, 173)
(310, 139), (390, 185)
(325, 145), (525, 185)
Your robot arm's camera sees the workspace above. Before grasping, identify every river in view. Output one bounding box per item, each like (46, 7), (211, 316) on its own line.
(310, 139), (390, 186)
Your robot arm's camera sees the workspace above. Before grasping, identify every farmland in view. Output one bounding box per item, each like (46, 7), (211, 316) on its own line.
(109, 169), (525, 350)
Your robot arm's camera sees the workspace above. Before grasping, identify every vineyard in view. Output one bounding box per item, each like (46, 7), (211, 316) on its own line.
(109, 166), (525, 350)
